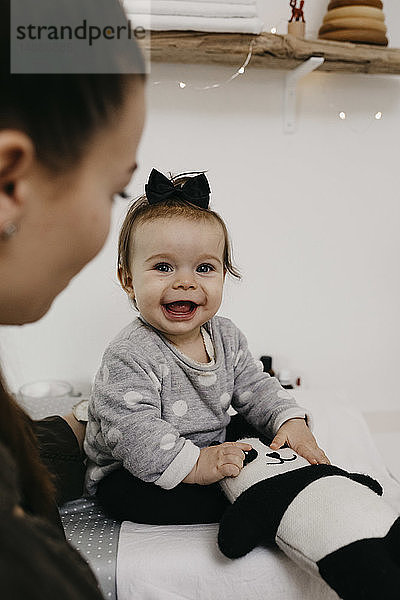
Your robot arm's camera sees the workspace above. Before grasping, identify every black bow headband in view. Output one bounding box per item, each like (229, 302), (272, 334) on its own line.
(145, 169), (210, 209)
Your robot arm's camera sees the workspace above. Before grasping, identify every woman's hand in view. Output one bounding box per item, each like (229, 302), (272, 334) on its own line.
(182, 441), (252, 485)
(270, 418), (330, 465)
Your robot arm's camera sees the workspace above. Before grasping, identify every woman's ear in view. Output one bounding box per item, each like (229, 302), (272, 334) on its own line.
(0, 130), (34, 231)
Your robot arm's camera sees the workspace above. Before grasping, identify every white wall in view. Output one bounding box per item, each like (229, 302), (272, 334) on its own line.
(2, 1), (400, 413)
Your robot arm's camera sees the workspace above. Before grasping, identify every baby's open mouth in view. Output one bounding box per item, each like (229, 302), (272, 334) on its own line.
(163, 301), (198, 316)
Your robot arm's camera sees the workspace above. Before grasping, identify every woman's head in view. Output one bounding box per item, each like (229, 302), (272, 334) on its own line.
(0, 0), (146, 324)
(118, 173), (240, 339)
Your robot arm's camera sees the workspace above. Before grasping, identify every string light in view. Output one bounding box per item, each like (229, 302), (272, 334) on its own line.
(151, 39), (255, 92)
(267, 18), (288, 35)
(335, 109), (384, 131)
(151, 31), (386, 128)
(338, 110), (383, 124)
(322, 78), (385, 133)
(195, 39), (254, 90)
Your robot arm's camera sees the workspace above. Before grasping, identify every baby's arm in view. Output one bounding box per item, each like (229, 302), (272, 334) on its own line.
(85, 343), (200, 490)
(231, 327), (309, 435)
(182, 441), (252, 485)
(231, 326), (328, 464)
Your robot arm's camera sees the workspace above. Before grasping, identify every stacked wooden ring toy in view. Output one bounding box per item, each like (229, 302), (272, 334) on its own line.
(318, 0), (388, 46)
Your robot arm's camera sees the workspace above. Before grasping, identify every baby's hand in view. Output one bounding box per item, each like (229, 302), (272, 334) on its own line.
(182, 441), (252, 485)
(270, 418), (330, 465)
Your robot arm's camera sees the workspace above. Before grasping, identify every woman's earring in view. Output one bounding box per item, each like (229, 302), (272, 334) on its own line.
(0, 222), (17, 241)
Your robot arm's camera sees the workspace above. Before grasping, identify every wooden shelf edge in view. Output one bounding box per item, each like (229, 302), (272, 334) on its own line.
(143, 31), (400, 75)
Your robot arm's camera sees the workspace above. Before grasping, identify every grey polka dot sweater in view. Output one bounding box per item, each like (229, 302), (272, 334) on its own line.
(84, 315), (310, 493)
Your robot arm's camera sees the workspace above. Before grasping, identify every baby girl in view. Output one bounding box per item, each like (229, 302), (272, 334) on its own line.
(84, 169), (329, 524)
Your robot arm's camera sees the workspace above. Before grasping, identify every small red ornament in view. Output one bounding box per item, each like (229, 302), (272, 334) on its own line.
(289, 0), (305, 23)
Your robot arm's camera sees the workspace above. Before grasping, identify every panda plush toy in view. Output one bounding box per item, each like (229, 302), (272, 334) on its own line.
(218, 437), (400, 599)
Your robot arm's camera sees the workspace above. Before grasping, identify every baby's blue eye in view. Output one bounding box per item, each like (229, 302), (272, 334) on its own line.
(155, 263), (172, 272)
(197, 264), (214, 273)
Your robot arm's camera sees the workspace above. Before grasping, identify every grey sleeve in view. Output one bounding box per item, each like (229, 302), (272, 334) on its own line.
(90, 344), (199, 489)
(231, 328), (312, 438)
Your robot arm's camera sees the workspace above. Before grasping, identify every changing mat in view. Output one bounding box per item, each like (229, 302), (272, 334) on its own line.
(116, 392), (400, 600)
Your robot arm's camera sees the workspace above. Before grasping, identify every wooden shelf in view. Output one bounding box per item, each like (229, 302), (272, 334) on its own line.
(145, 31), (400, 75)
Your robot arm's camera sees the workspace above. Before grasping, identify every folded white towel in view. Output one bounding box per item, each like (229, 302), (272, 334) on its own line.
(125, 1), (257, 18)
(127, 13), (264, 33)
(124, 0), (256, 6)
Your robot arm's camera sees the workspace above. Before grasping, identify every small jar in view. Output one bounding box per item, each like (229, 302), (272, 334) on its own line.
(279, 369), (294, 389)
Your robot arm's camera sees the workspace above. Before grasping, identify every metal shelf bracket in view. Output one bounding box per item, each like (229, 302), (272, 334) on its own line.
(284, 56), (325, 133)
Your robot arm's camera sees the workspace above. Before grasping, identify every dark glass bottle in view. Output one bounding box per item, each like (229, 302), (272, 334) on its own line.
(260, 355), (275, 377)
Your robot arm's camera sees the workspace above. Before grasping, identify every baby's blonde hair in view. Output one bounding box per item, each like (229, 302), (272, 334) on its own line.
(118, 173), (241, 298)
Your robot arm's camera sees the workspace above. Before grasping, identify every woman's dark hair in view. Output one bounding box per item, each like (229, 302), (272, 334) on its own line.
(0, 443), (20, 513)
(0, 0), (145, 515)
(0, 377), (57, 519)
(0, 514), (104, 599)
(0, 0), (146, 172)
(0, 444), (102, 598)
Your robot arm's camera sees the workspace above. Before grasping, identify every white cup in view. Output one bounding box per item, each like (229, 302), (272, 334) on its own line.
(17, 380), (80, 420)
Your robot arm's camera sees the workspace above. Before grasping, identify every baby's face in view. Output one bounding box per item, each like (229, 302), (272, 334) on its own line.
(130, 216), (225, 342)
